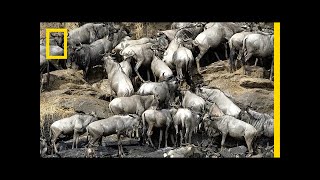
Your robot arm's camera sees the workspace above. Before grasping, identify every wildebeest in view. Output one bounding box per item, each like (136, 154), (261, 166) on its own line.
(72, 36), (115, 80)
(114, 37), (156, 54)
(40, 54), (49, 93)
(172, 46), (194, 83)
(163, 38), (180, 69)
(40, 44), (67, 70)
(171, 22), (203, 29)
(196, 87), (241, 118)
(67, 23), (108, 47)
(241, 33), (274, 80)
(173, 108), (201, 146)
(181, 90), (205, 114)
(120, 43), (157, 82)
(109, 94), (158, 116)
(50, 112), (98, 154)
(119, 58), (132, 77)
(137, 77), (179, 108)
(142, 108), (177, 149)
(239, 107), (274, 138)
(40, 138), (48, 157)
(103, 56), (134, 97)
(202, 106), (257, 155)
(228, 31), (253, 72)
(157, 29), (178, 42)
(151, 54), (173, 81)
(86, 114), (141, 157)
(193, 23), (244, 74)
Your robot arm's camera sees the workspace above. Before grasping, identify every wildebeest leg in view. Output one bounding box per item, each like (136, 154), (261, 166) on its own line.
(117, 134), (125, 157)
(134, 59), (145, 82)
(147, 124), (155, 148)
(174, 125), (179, 147)
(244, 52), (253, 75)
(51, 131), (61, 154)
(229, 48), (235, 73)
(147, 69), (150, 81)
(214, 52), (221, 61)
(170, 134), (175, 146)
(158, 129), (163, 149)
(184, 127), (190, 144)
(165, 126), (169, 147)
(153, 72), (157, 82)
(254, 58), (259, 66)
(195, 48), (208, 74)
(270, 57), (274, 81)
(179, 130), (183, 147)
(72, 131), (78, 149)
(245, 134), (254, 155)
(224, 43), (228, 59)
(99, 136), (103, 146)
(188, 130), (192, 144)
(220, 133), (227, 151)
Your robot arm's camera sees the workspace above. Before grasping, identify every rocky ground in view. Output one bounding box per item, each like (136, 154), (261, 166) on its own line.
(40, 59), (274, 158)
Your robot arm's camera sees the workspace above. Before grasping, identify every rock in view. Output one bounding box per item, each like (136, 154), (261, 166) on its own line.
(92, 79), (114, 97)
(43, 69), (87, 91)
(86, 66), (106, 84)
(59, 83), (104, 99)
(219, 148), (234, 158)
(58, 95), (111, 119)
(202, 60), (229, 74)
(163, 144), (197, 158)
(240, 78), (274, 89)
(229, 145), (247, 156)
(233, 89), (274, 114)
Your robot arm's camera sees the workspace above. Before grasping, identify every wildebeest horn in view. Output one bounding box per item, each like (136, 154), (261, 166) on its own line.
(111, 49), (116, 55)
(151, 44), (158, 50)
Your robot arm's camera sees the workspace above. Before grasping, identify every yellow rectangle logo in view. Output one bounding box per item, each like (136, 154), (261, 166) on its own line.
(45, 28), (68, 59)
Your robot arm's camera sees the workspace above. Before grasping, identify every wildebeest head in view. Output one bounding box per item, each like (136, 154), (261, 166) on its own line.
(209, 103), (224, 117)
(128, 114), (141, 139)
(93, 23), (108, 39)
(50, 32), (64, 47)
(239, 110), (250, 123)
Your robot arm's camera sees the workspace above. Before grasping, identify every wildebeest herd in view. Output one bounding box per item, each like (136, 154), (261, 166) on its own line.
(40, 22), (274, 158)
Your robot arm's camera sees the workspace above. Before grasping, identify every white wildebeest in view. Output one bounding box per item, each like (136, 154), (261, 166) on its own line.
(172, 108), (201, 146)
(241, 33), (274, 80)
(151, 53), (173, 82)
(202, 104), (257, 155)
(193, 23), (244, 74)
(228, 31), (253, 72)
(86, 114), (141, 157)
(137, 77), (179, 108)
(196, 87), (241, 118)
(103, 55), (134, 97)
(120, 43), (157, 82)
(181, 90), (205, 114)
(142, 108), (177, 149)
(240, 107), (274, 138)
(50, 112), (98, 154)
(172, 46), (194, 84)
(109, 94), (159, 116)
